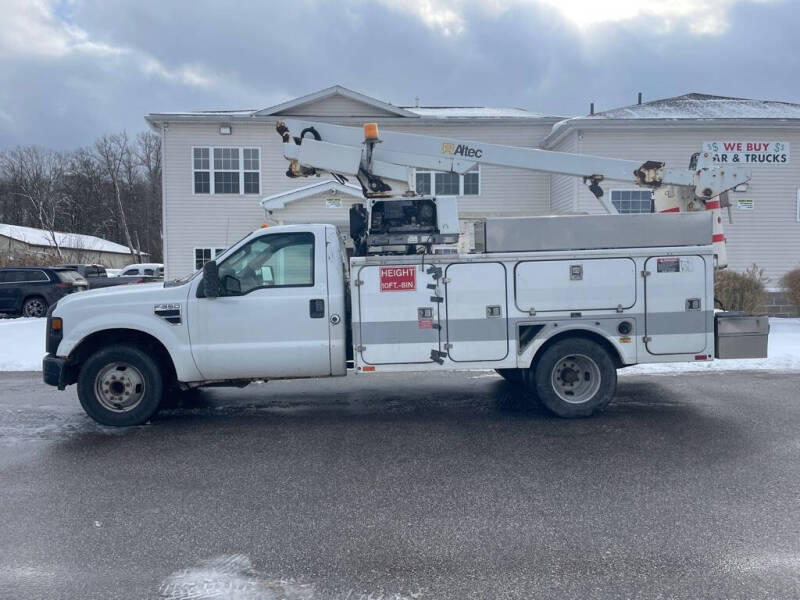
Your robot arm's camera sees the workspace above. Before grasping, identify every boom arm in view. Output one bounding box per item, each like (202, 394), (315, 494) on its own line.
(276, 118), (750, 265)
(277, 118), (749, 207)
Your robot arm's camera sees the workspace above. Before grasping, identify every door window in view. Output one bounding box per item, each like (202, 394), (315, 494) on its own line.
(217, 232), (314, 295)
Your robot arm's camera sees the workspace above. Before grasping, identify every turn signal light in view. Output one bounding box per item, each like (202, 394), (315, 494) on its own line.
(51, 317), (62, 332)
(363, 122), (380, 141)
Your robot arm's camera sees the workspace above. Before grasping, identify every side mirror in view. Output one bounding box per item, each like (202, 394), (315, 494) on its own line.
(202, 260), (220, 298)
(261, 265), (274, 284)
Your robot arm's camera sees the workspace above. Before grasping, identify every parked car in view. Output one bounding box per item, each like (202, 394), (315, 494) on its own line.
(0, 267), (88, 318)
(118, 263), (164, 278)
(55, 263), (154, 289)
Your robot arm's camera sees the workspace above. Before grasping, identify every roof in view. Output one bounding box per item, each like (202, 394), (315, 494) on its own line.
(586, 93), (800, 120)
(254, 85), (417, 118)
(0, 224), (138, 255)
(261, 180), (364, 210)
(545, 93), (800, 146)
(146, 85), (560, 127)
(402, 107), (552, 119)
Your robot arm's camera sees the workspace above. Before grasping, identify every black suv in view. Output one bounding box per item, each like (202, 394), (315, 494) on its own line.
(0, 267), (88, 318)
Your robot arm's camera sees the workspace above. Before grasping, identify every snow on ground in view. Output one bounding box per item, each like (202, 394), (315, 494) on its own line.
(621, 318), (800, 376)
(0, 317), (798, 374)
(0, 318), (46, 371)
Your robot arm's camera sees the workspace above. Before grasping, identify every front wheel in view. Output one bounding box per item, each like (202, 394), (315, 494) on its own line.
(77, 345), (164, 426)
(532, 338), (616, 418)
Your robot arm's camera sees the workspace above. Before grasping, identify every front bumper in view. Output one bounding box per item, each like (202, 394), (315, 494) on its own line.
(43, 354), (71, 390)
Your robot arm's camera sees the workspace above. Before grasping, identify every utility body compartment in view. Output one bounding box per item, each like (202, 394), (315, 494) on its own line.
(714, 312), (769, 359)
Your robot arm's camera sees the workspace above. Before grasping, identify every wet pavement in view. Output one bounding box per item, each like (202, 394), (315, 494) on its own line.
(0, 369), (799, 599)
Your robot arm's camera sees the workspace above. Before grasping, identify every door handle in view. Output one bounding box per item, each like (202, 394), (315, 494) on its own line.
(309, 299), (325, 318)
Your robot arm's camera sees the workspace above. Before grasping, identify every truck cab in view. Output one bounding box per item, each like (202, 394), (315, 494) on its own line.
(43, 224), (348, 426)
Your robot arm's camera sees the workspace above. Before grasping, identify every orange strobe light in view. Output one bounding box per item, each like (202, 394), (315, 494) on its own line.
(364, 122), (380, 142)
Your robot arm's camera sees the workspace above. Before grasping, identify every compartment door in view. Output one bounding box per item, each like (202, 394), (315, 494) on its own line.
(356, 264), (440, 365)
(515, 258), (636, 313)
(445, 262), (509, 362)
(644, 256), (709, 355)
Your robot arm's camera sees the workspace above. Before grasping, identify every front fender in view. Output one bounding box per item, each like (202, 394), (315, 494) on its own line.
(57, 312), (203, 383)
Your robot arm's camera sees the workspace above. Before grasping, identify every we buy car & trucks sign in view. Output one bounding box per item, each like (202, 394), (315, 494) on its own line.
(703, 141), (790, 164)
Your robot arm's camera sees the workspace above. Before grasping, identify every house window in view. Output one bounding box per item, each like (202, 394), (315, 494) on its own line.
(610, 190), (653, 214)
(214, 148), (240, 194)
(414, 168), (480, 196)
(194, 247), (228, 270)
(463, 170), (479, 195)
(436, 171), (460, 196)
(192, 147), (261, 195)
(243, 148), (260, 194)
(416, 172), (431, 195)
(193, 148), (210, 193)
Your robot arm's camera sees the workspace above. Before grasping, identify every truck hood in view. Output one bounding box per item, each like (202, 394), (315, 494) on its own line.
(55, 281), (189, 312)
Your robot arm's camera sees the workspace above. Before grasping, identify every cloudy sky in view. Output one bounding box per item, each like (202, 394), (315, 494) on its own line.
(0, 0), (796, 148)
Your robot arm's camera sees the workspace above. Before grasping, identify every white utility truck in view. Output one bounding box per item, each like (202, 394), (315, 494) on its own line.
(43, 122), (769, 426)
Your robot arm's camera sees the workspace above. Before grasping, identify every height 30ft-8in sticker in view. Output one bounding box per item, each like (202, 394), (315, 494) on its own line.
(379, 266), (416, 292)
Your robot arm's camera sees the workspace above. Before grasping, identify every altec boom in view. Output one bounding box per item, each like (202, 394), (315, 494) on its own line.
(277, 119), (750, 266)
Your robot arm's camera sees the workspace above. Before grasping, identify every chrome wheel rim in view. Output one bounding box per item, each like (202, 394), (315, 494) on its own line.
(550, 353), (601, 404)
(24, 299), (45, 317)
(94, 362), (146, 412)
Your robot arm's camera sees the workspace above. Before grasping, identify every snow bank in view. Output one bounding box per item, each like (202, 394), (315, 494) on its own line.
(0, 318), (47, 371)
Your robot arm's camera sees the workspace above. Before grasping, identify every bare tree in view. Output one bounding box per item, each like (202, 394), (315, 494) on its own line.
(0, 147), (72, 259)
(135, 132), (162, 260)
(95, 132), (139, 262)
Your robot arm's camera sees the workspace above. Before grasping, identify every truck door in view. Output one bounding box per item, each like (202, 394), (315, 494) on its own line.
(644, 255), (709, 355)
(445, 262), (509, 362)
(188, 229), (332, 380)
(356, 264), (440, 365)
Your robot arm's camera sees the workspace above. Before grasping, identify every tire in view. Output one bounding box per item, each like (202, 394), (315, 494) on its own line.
(77, 344), (164, 426)
(495, 368), (524, 386)
(22, 296), (48, 318)
(532, 337), (617, 418)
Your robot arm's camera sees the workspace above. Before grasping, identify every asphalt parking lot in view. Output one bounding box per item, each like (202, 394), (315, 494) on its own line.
(1, 369), (799, 599)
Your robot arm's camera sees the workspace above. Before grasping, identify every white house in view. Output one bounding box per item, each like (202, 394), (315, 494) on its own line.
(146, 86), (800, 292)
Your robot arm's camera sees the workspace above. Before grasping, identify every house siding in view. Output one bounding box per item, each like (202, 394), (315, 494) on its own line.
(549, 131), (579, 213)
(273, 96), (400, 117)
(162, 111), (556, 277)
(569, 126), (800, 281)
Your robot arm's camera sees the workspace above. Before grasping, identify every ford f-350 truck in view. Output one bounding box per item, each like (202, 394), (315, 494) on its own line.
(42, 215), (768, 426)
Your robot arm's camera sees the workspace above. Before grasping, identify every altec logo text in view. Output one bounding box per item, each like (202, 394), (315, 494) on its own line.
(441, 142), (483, 158)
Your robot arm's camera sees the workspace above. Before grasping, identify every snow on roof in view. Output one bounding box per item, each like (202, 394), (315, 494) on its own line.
(0, 223), (136, 254)
(404, 107), (555, 119)
(153, 109), (257, 116)
(585, 93), (800, 120)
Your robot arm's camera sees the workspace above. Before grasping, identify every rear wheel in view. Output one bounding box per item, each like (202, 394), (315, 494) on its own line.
(77, 345), (164, 426)
(22, 296), (48, 318)
(532, 338), (616, 418)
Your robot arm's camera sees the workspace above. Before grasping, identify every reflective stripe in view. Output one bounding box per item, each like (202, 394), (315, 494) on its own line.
(356, 311), (714, 345)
